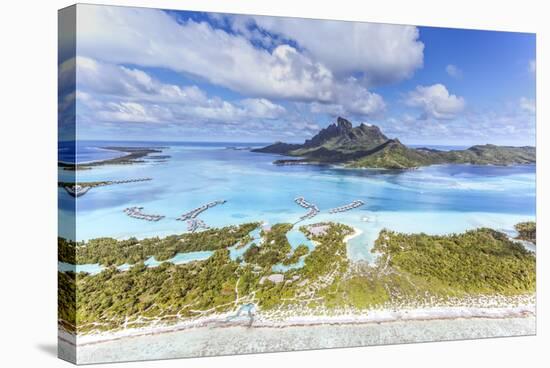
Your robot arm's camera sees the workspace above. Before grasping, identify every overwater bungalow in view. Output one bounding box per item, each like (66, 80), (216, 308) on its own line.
(328, 200), (365, 213)
(123, 206), (165, 222)
(295, 197), (320, 220)
(177, 200), (226, 221)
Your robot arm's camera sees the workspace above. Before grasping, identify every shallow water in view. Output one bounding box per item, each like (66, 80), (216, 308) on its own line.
(57, 249), (214, 275)
(58, 141), (127, 164)
(58, 261), (104, 274)
(70, 316), (535, 364)
(59, 141), (536, 263)
(271, 228), (314, 272)
(228, 228), (262, 261)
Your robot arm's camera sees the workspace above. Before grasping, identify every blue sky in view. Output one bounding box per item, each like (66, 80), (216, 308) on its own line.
(58, 5), (536, 145)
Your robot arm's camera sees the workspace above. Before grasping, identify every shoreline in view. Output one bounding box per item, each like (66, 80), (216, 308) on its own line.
(66, 294), (535, 346)
(61, 147), (130, 165)
(343, 226), (364, 259)
(63, 315), (536, 364)
(343, 226), (362, 243)
(58, 146), (164, 170)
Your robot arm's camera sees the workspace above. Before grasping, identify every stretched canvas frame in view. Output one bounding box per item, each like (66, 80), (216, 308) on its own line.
(58, 3), (536, 364)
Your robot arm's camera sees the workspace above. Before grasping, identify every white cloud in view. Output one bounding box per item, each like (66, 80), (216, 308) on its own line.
(97, 102), (171, 124)
(379, 105), (535, 146)
(75, 5), (387, 119)
(445, 64), (462, 78)
(520, 97), (536, 114)
(310, 80), (386, 118)
(405, 84), (466, 120)
(333, 79), (386, 116)
(77, 6), (331, 102)
(59, 57), (76, 93)
(247, 15), (424, 85)
(76, 56), (209, 105)
(290, 120), (322, 135)
(462, 107), (535, 145)
(74, 57), (288, 124)
(82, 94), (288, 125)
(240, 98), (287, 119)
(401, 113), (416, 123)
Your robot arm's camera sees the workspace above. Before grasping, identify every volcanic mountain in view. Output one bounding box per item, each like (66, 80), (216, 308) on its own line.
(252, 117), (535, 169)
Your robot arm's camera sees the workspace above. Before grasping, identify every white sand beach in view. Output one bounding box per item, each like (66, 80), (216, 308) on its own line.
(64, 313), (535, 364)
(57, 223), (536, 364)
(59, 292), (536, 364)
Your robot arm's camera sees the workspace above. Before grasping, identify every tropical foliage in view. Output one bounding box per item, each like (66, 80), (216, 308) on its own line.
(58, 222), (259, 266)
(515, 221), (536, 244)
(58, 221), (536, 334)
(373, 228), (536, 294)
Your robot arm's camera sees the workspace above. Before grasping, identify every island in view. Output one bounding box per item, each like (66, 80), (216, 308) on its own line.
(58, 146), (166, 171)
(58, 221), (535, 335)
(58, 222), (260, 266)
(58, 178), (152, 197)
(515, 221), (536, 244)
(253, 117), (536, 169)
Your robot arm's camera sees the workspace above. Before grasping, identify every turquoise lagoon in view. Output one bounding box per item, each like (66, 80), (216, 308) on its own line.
(272, 229), (315, 272)
(57, 250), (214, 275)
(59, 141), (536, 266)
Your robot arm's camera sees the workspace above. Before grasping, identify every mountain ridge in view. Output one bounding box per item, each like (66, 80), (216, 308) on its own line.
(252, 117), (536, 169)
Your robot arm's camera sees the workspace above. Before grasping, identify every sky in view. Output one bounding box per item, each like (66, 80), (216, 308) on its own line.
(58, 4), (536, 145)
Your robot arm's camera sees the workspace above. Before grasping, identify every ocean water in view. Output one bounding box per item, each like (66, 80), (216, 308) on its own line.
(58, 141), (536, 263)
(57, 249), (214, 275)
(58, 141), (127, 164)
(70, 316), (535, 363)
(272, 229), (315, 272)
(229, 228), (262, 260)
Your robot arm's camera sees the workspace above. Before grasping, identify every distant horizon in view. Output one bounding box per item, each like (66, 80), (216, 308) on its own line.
(59, 5), (535, 145)
(61, 138), (535, 148)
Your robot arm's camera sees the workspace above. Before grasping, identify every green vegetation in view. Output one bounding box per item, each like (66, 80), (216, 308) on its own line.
(301, 223), (352, 278)
(283, 244), (309, 265)
(321, 224), (536, 310)
(244, 223), (292, 267)
(58, 221), (536, 334)
(58, 271), (76, 332)
(59, 147), (164, 170)
(243, 224), (312, 268)
(325, 272), (391, 309)
(58, 237), (76, 264)
(348, 139), (434, 169)
(255, 117), (387, 158)
(58, 222), (352, 333)
(67, 250), (241, 333)
(439, 145), (536, 166)
(515, 221), (536, 244)
(373, 228), (536, 295)
(254, 117), (535, 169)
(58, 180), (111, 188)
(58, 222), (259, 266)
(246, 222), (354, 310)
